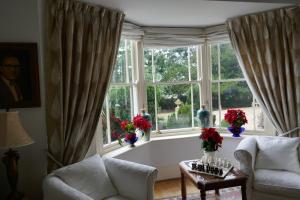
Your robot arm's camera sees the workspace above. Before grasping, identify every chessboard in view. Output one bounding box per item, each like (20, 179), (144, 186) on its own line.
(184, 159), (233, 178)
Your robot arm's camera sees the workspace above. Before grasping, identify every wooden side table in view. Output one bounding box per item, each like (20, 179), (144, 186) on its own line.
(179, 160), (248, 200)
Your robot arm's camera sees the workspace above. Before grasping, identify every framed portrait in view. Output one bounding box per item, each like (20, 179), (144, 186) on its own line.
(0, 43), (40, 108)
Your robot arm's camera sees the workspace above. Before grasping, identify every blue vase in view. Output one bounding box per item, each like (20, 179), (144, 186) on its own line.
(126, 136), (138, 147)
(228, 127), (245, 137)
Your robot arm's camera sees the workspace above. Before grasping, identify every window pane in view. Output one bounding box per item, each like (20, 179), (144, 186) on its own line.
(111, 39), (126, 83)
(211, 45), (218, 80)
(255, 102), (264, 131)
(108, 86), (132, 141)
(156, 84), (192, 130)
(220, 43), (243, 80)
(101, 103), (108, 145)
(211, 82), (220, 127)
(147, 85), (156, 131)
(154, 48), (189, 82)
(144, 49), (153, 82)
(192, 84), (201, 127)
(190, 46), (198, 81)
(109, 86), (131, 120)
(220, 81), (253, 128)
(126, 41), (133, 82)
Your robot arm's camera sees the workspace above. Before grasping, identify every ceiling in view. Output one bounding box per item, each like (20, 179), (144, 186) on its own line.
(83, 0), (294, 27)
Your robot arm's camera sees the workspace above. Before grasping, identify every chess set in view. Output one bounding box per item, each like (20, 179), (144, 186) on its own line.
(184, 158), (234, 178)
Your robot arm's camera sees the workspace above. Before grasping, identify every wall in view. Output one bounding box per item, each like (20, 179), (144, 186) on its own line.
(107, 134), (243, 180)
(0, 0), (47, 199)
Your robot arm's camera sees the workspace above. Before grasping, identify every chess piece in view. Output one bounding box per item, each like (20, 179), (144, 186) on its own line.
(192, 163), (197, 170)
(219, 169), (223, 176)
(206, 165), (210, 173)
(214, 168), (219, 175)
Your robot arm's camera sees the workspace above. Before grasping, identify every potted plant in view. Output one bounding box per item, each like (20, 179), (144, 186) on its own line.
(224, 109), (248, 137)
(133, 111), (152, 141)
(120, 120), (138, 147)
(200, 128), (223, 161)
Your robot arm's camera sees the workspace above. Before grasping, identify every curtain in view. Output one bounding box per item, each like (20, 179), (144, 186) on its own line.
(121, 22), (228, 47)
(45, 0), (124, 171)
(122, 22), (144, 40)
(143, 25), (228, 48)
(227, 6), (300, 137)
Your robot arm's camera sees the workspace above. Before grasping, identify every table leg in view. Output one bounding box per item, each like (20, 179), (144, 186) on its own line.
(215, 189), (219, 195)
(200, 189), (206, 200)
(180, 171), (186, 200)
(241, 184), (247, 200)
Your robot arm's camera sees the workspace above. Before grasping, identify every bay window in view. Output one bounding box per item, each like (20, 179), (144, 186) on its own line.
(101, 38), (272, 147)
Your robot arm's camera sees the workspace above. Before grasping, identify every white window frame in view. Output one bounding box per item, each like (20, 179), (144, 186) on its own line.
(208, 41), (269, 133)
(145, 46), (203, 134)
(102, 39), (138, 147)
(101, 39), (274, 150)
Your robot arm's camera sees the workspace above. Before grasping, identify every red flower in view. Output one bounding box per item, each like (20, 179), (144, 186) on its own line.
(200, 128), (223, 151)
(133, 114), (152, 131)
(120, 120), (129, 131)
(111, 132), (121, 139)
(224, 109), (247, 127)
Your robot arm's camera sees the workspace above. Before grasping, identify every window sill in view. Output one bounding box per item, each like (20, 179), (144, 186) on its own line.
(150, 127), (274, 138)
(103, 129), (274, 156)
(103, 140), (150, 157)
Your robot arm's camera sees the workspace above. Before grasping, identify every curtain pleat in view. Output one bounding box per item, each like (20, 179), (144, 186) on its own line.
(227, 6), (300, 137)
(45, 0), (124, 172)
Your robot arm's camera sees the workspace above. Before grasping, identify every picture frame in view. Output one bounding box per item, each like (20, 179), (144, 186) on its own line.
(0, 43), (40, 108)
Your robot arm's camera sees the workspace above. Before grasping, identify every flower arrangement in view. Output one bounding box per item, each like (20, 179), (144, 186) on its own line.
(121, 120), (135, 133)
(200, 128), (223, 152)
(120, 120), (138, 146)
(110, 114), (124, 146)
(133, 114), (152, 136)
(111, 113), (152, 147)
(224, 109), (247, 128)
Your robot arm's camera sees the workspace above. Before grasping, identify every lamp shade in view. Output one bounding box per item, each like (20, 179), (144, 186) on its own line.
(0, 111), (34, 149)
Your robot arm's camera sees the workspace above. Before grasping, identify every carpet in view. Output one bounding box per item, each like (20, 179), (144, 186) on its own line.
(155, 187), (242, 200)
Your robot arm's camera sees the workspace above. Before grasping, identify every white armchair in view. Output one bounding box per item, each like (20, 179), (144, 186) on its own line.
(43, 154), (158, 200)
(234, 136), (300, 200)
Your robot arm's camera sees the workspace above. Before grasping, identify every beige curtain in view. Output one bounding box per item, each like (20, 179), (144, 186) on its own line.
(227, 6), (300, 137)
(45, 0), (124, 171)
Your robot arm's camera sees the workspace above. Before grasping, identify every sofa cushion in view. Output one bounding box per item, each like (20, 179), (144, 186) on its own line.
(54, 154), (117, 200)
(255, 136), (300, 174)
(254, 169), (300, 198)
(104, 195), (129, 200)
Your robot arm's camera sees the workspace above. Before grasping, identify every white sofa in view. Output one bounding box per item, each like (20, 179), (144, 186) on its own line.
(234, 136), (300, 200)
(43, 154), (158, 200)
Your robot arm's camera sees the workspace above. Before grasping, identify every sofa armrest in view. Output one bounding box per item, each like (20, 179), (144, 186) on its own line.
(234, 137), (258, 176)
(43, 175), (93, 200)
(103, 157), (158, 200)
(235, 137), (258, 200)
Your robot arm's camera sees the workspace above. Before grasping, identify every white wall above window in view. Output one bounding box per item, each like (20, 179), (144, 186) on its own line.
(83, 0), (290, 27)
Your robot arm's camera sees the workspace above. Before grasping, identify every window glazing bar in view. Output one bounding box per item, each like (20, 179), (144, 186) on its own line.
(217, 44), (221, 128)
(211, 78), (245, 83)
(149, 80), (201, 86)
(105, 96), (111, 144)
